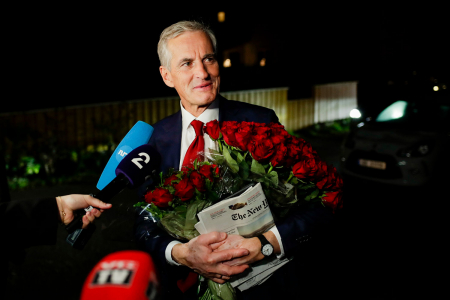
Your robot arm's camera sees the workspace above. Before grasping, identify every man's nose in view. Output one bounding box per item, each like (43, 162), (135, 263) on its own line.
(194, 62), (209, 79)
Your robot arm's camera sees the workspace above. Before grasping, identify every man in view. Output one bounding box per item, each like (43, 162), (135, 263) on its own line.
(135, 20), (335, 299)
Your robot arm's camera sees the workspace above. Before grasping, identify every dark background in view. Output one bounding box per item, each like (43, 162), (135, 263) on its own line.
(2, 4), (449, 300)
(4, 4), (448, 113)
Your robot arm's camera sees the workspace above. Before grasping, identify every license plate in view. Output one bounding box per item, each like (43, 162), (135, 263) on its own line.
(358, 159), (386, 170)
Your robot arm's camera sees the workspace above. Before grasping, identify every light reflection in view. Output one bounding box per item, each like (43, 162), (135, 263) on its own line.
(218, 12), (225, 22)
(350, 108), (361, 118)
(260, 58), (266, 67)
(223, 58), (231, 68)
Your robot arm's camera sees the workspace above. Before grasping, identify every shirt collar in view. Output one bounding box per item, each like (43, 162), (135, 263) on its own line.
(181, 98), (220, 130)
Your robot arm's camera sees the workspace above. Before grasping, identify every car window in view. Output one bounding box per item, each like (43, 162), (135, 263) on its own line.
(375, 101), (408, 122)
(375, 100), (449, 131)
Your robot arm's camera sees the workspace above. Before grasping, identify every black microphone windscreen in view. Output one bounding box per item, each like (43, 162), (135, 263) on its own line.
(115, 144), (161, 188)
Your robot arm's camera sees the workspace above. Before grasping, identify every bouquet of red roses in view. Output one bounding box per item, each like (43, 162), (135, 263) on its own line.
(204, 120), (343, 217)
(134, 120), (343, 300)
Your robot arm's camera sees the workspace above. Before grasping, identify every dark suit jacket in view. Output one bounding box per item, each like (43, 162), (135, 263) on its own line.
(134, 96), (335, 299)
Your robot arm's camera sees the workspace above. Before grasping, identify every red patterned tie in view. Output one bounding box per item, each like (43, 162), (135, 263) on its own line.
(182, 120), (205, 168)
(178, 120), (204, 292)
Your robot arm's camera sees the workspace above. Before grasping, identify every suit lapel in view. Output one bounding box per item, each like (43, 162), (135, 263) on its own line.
(162, 111), (182, 171)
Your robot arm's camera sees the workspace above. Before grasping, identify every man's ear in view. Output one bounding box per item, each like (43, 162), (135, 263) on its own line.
(159, 66), (174, 88)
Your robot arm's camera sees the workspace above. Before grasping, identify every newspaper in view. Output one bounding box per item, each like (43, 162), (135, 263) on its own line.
(195, 183), (291, 291)
(195, 183), (274, 237)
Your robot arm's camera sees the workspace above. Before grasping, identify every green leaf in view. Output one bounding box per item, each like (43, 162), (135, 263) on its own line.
(167, 185), (176, 194)
(238, 160), (249, 179)
(206, 190), (219, 204)
(210, 149), (225, 164)
(267, 170), (279, 186)
(290, 177), (299, 185)
(236, 152), (245, 164)
(251, 158), (266, 176)
(222, 146), (239, 173)
(310, 188), (320, 199)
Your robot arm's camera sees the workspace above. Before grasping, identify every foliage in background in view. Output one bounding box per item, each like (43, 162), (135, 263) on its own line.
(3, 118), (350, 191)
(291, 118), (351, 139)
(5, 146), (113, 190)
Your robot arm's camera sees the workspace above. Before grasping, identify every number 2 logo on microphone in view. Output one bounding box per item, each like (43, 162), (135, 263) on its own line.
(131, 152), (150, 169)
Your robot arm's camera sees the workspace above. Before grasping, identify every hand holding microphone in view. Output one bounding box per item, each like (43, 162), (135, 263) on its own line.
(56, 195), (112, 229)
(63, 121), (158, 249)
(65, 144), (161, 249)
(66, 144), (161, 233)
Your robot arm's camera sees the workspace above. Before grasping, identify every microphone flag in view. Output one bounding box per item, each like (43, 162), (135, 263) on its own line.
(97, 121), (154, 191)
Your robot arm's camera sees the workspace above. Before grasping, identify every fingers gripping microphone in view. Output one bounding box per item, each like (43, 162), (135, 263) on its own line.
(80, 250), (160, 300)
(66, 145), (161, 248)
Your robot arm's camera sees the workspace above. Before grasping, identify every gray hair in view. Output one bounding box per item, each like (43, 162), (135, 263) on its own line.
(157, 20), (217, 70)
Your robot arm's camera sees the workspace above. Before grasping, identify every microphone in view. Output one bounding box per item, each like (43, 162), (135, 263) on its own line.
(66, 145), (161, 248)
(80, 250), (160, 300)
(97, 121), (154, 190)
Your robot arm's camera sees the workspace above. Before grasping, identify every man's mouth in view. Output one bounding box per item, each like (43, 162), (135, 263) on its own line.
(194, 82), (212, 90)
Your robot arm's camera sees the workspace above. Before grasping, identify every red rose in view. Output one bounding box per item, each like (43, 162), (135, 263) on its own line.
(269, 122), (285, 133)
(285, 142), (304, 167)
(189, 170), (206, 192)
(164, 174), (179, 186)
(322, 190), (343, 211)
(292, 161), (310, 179)
(144, 187), (173, 208)
(248, 138), (275, 162)
(314, 162), (329, 189)
(204, 120), (221, 140)
(198, 164), (215, 182)
(292, 157), (319, 179)
(213, 164), (220, 176)
(174, 177), (195, 201)
(270, 133), (286, 146)
(331, 172), (344, 191)
(220, 121), (240, 148)
(235, 122), (254, 151)
(270, 143), (287, 167)
(254, 125), (271, 138)
(324, 166), (343, 191)
(300, 142), (317, 158)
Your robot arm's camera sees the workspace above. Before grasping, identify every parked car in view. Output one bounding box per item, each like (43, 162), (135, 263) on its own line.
(341, 96), (449, 186)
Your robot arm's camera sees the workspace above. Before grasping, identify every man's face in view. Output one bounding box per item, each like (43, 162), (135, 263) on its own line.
(159, 31), (220, 116)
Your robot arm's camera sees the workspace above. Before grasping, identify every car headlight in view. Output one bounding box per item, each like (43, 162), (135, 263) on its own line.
(350, 108), (361, 119)
(396, 140), (434, 157)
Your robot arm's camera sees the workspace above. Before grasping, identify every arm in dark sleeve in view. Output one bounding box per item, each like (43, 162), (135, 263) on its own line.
(134, 208), (191, 298)
(1, 197), (60, 251)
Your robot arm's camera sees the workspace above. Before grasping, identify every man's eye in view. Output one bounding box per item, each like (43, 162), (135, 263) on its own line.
(181, 62), (191, 67)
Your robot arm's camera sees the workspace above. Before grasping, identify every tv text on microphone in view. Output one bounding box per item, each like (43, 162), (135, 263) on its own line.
(80, 250), (160, 300)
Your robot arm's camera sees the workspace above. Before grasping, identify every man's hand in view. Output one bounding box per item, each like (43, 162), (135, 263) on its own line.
(213, 232), (281, 266)
(56, 194), (112, 229)
(212, 235), (264, 266)
(172, 232), (250, 284)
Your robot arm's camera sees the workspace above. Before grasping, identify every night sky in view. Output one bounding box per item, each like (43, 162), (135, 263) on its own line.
(4, 4), (448, 113)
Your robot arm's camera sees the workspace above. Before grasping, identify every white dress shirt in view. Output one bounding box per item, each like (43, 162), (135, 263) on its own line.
(165, 98), (285, 266)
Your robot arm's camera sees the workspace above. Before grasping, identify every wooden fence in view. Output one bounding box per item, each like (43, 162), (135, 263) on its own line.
(0, 83), (357, 153)
(314, 81), (358, 123)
